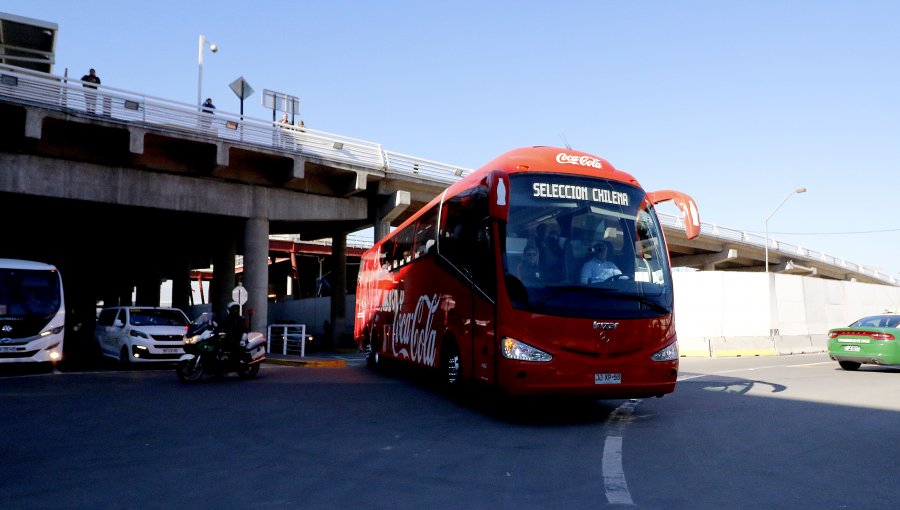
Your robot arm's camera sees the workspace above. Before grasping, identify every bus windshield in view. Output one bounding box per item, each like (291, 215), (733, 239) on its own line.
(502, 173), (672, 319)
(0, 268), (62, 318)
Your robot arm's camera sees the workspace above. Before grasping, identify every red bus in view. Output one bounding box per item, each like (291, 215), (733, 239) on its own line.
(354, 146), (700, 398)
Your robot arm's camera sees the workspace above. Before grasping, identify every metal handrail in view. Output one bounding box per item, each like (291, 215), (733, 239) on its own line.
(1, 63), (892, 285)
(656, 212), (896, 285)
(266, 323), (308, 358)
(0, 63), (470, 182)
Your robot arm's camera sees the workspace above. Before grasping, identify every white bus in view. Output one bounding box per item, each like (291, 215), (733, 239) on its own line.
(0, 259), (65, 364)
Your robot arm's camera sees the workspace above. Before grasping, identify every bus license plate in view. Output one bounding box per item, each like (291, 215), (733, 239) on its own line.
(595, 373), (621, 385)
(844, 345), (861, 352)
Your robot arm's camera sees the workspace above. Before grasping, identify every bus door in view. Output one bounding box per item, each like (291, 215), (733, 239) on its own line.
(470, 218), (496, 385)
(440, 187), (497, 384)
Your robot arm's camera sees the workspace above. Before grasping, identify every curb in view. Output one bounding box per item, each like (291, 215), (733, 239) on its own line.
(264, 357), (348, 368)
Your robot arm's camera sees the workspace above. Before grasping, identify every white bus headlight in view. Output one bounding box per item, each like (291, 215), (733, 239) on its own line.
(651, 341), (678, 362)
(501, 337), (552, 362)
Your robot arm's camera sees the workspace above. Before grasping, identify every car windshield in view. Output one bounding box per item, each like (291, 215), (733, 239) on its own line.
(501, 173), (673, 319)
(130, 309), (189, 327)
(850, 315), (900, 328)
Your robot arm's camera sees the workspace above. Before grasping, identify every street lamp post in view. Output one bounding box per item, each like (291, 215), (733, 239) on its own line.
(764, 187), (806, 273)
(197, 34), (218, 111)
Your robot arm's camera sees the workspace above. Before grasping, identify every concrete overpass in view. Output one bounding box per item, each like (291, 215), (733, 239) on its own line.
(0, 63), (895, 360)
(0, 63), (466, 355)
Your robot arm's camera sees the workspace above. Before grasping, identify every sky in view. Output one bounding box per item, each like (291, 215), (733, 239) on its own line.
(9, 0), (900, 277)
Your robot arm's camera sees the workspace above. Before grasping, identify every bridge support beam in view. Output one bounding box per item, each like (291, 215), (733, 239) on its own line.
(244, 188), (270, 334)
(25, 109), (43, 139)
(372, 190), (411, 242)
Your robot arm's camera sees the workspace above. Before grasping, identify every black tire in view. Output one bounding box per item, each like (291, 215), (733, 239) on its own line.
(366, 337), (382, 370)
(440, 339), (462, 388)
(177, 356), (204, 383)
(119, 346), (131, 366)
(237, 362), (260, 379)
(839, 360), (861, 371)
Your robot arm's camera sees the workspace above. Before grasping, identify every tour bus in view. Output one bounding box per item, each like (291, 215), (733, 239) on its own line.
(0, 258), (66, 364)
(354, 146), (701, 398)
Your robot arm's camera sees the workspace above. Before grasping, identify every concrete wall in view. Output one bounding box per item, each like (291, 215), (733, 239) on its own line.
(674, 272), (900, 357)
(263, 272), (900, 358)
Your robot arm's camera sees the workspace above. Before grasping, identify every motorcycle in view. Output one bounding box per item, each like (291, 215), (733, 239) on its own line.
(176, 312), (266, 383)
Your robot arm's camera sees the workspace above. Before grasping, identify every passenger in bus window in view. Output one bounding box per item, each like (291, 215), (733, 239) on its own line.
(534, 223), (564, 281)
(580, 241), (623, 284)
(516, 246), (542, 286)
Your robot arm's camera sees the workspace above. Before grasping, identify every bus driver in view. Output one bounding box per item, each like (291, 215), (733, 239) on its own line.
(580, 241), (623, 284)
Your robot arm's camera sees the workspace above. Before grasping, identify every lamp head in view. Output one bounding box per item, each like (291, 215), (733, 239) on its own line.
(795, 187), (806, 193)
(210, 43), (218, 53)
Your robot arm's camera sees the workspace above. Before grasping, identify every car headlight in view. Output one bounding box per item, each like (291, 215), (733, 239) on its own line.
(501, 337), (552, 362)
(129, 330), (150, 339)
(651, 341), (678, 362)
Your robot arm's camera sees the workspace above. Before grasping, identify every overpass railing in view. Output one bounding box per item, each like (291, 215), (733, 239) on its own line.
(2, 64), (892, 286)
(0, 63), (471, 184)
(657, 212), (897, 285)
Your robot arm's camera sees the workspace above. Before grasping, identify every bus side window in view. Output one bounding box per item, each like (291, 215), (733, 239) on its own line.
(414, 206), (438, 258)
(439, 185), (495, 298)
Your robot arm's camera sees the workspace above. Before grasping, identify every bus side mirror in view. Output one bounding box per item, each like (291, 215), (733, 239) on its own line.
(487, 170), (509, 222)
(646, 190), (701, 240)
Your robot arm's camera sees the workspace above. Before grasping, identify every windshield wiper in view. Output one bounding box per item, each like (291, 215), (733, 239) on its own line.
(617, 294), (671, 314)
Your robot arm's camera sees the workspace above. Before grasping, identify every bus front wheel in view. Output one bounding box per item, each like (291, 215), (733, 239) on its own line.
(366, 337), (382, 370)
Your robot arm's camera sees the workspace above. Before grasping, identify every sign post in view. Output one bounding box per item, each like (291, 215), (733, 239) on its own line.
(229, 76), (255, 118)
(232, 285), (248, 314)
(262, 89), (301, 124)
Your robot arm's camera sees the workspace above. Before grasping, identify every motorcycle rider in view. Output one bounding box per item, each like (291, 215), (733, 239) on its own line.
(218, 301), (248, 361)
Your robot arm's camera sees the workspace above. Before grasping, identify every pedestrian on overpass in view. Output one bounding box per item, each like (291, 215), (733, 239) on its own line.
(200, 97), (216, 131)
(81, 68), (101, 114)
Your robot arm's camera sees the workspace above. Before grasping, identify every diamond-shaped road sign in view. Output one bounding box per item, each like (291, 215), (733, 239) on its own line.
(229, 76), (254, 100)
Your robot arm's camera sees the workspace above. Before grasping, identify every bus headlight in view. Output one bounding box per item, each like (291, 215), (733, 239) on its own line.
(501, 337), (552, 362)
(651, 341), (678, 362)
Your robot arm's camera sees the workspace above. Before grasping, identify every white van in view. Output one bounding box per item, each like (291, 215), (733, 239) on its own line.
(95, 307), (189, 364)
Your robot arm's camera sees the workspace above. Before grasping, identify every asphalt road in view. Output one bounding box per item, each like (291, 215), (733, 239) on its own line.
(1, 353), (897, 510)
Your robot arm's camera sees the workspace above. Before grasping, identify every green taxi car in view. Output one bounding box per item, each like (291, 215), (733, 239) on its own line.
(827, 314), (900, 371)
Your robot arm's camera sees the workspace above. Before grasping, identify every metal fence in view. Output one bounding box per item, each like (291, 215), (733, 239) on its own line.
(266, 323), (309, 358)
(657, 212), (896, 285)
(2, 63), (893, 285)
(0, 63), (471, 183)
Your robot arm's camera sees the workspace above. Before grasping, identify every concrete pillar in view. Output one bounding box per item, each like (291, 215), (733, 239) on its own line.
(171, 258), (192, 312)
(210, 236), (237, 318)
(244, 216), (270, 334)
(329, 233), (347, 348)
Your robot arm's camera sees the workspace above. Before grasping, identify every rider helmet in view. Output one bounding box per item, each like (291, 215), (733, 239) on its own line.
(227, 301), (240, 312)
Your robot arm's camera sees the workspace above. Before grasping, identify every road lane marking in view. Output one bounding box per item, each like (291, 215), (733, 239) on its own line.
(603, 399), (638, 506)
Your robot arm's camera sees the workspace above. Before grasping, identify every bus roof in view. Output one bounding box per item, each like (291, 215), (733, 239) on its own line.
(370, 146), (647, 251)
(0, 258), (59, 271)
(446, 146), (641, 197)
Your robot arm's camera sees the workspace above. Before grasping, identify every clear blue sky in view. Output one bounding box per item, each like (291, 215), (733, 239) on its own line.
(10, 0), (900, 277)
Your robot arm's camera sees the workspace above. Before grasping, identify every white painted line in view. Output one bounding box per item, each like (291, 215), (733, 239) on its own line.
(603, 436), (633, 505)
(603, 400), (637, 506)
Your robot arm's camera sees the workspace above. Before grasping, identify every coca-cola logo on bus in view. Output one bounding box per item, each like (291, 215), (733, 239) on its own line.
(556, 153), (604, 169)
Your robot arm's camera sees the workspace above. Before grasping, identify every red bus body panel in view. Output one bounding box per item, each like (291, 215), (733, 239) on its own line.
(355, 146), (694, 398)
